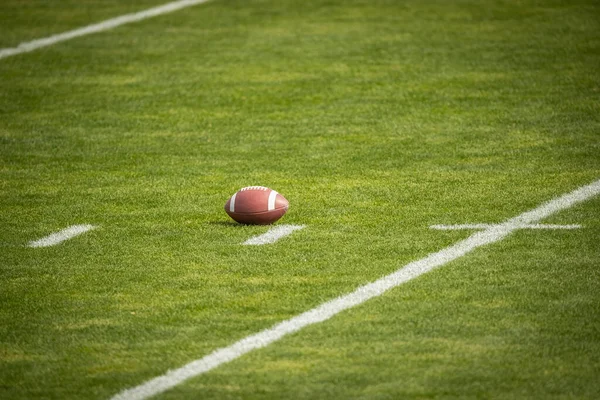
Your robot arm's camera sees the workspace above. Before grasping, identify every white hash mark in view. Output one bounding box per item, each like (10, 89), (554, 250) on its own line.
(242, 225), (305, 245)
(28, 225), (97, 248)
(430, 223), (581, 230)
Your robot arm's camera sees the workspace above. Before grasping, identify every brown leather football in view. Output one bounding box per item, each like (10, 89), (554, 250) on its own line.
(224, 186), (289, 225)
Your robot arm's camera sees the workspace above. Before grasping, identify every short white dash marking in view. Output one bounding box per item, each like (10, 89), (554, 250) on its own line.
(28, 225), (97, 248)
(430, 223), (582, 230)
(242, 224), (305, 245)
(111, 179), (600, 400)
(0, 0), (212, 60)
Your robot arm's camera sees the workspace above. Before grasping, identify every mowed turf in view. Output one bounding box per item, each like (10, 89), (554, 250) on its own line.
(1, 0), (599, 399)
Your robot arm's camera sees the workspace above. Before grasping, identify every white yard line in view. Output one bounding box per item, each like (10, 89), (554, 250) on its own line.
(243, 225), (305, 245)
(430, 223), (581, 230)
(111, 179), (600, 400)
(28, 224), (97, 248)
(0, 0), (211, 60)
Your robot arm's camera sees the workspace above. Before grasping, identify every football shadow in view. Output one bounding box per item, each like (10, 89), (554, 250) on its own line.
(207, 220), (268, 228)
(207, 220), (241, 227)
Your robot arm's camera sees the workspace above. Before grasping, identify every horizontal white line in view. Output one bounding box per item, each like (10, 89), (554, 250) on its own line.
(110, 178), (600, 400)
(523, 224), (581, 229)
(28, 224), (97, 248)
(0, 0), (211, 60)
(242, 225), (305, 245)
(430, 223), (582, 230)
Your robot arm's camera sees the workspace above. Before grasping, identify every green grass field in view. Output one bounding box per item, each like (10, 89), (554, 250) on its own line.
(1, 0), (599, 399)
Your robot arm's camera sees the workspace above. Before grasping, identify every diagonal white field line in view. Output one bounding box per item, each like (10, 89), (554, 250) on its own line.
(242, 225), (305, 245)
(28, 224), (97, 248)
(430, 223), (582, 230)
(110, 179), (600, 400)
(0, 0), (211, 60)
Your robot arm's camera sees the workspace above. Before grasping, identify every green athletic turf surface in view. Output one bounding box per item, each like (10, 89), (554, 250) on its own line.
(1, 0), (599, 398)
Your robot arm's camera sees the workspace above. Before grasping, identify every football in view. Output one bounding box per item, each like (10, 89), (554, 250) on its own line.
(225, 186), (289, 225)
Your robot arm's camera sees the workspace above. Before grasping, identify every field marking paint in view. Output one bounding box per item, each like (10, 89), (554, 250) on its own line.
(0, 0), (211, 60)
(430, 223), (581, 230)
(111, 179), (600, 400)
(242, 224), (305, 245)
(28, 225), (96, 248)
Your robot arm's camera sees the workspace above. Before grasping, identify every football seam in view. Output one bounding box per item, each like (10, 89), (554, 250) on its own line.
(227, 207), (288, 216)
